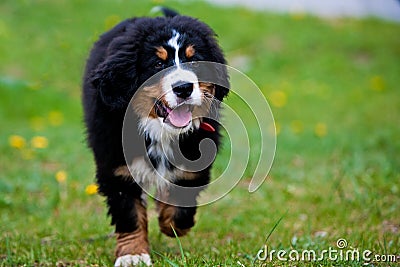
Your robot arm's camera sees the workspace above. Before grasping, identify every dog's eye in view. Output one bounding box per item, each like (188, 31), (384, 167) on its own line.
(155, 61), (165, 69)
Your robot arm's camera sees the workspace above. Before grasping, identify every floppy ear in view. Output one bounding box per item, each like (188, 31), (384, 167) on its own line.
(90, 39), (139, 109)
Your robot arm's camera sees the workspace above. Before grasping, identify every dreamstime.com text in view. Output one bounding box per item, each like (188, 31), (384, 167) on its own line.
(247, 239), (399, 266)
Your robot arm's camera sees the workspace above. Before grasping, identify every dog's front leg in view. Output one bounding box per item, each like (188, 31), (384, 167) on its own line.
(114, 197), (151, 267)
(101, 171), (151, 267)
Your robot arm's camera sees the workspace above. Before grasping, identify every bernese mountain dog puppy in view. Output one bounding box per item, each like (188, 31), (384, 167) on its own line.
(82, 7), (229, 266)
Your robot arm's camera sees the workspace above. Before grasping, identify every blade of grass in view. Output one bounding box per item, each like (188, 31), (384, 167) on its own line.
(170, 224), (187, 267)
(6, 236), (12, 265)
(152, 250), (180, 267)
(264, 210), (288, 244)
(252, 210), (288, 265)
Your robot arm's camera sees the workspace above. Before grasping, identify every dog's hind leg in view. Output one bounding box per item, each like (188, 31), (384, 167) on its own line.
(157, 201), (197, 237)
(156, 179), (205, 237)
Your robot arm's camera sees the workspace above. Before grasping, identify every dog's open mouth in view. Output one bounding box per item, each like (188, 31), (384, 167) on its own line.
(155, 99), (193, 128)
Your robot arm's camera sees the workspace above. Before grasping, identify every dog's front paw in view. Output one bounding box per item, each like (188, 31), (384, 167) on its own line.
(114, 254), (152, 266)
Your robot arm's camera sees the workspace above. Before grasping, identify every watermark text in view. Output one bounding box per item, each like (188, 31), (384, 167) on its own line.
(254, 238), (398, 266)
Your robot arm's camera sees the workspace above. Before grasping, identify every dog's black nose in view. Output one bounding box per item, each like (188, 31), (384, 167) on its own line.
(172, 82), (193, 99)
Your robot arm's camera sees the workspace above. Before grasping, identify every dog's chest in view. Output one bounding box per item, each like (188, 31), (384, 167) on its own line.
(145, 137), (174, 177)
(127, 138), (176, 191)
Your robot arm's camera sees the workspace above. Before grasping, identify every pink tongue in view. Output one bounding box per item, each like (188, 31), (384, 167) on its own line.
(167, 105), (192, 127)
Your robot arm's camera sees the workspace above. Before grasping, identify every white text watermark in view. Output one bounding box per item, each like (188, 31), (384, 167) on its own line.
(249, 238), (399, 266)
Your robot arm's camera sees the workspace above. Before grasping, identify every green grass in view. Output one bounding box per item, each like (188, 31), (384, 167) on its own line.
(1, 0), (399, 266)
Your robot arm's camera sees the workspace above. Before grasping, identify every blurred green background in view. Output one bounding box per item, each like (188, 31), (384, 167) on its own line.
(0, 0), (399, 266)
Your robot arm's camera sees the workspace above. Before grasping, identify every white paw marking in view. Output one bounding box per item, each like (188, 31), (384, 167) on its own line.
(114, 253), (152, 266)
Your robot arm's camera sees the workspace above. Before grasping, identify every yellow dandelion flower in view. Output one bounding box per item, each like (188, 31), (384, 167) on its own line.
(104, 15), (121, 31)
(9, 135), (26, 149)
(269, 90), (287, 108)
(290, 120), (304, 134)
(31, 136), (48, 149)
(315, 123), (328, 138)
(370, 75), (385, 92)
(48, 111), (64, 126)
(85, 184), (98, 195)
(55, 170), (67, 183)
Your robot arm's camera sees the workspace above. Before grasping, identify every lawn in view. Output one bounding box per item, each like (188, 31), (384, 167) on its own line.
(0, 0), (399, 266)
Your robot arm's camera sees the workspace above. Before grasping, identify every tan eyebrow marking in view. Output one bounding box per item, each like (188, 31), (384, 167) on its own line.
(155, 46), (168, 61)
(185, 45), (195, 58)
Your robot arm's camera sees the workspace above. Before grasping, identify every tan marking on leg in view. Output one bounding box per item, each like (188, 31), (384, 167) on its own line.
(155, 46), (168, 61)
(115, 199), (149, 257)
(157, 201), (191, 237)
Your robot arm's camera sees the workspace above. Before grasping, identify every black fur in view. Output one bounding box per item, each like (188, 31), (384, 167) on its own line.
(82, 8), (228, 258)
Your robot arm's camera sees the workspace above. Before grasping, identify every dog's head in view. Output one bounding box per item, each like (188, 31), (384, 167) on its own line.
(91, 12), (229, 137)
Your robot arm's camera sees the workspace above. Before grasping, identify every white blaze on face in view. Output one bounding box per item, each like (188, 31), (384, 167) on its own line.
(164, 30), (202, 106)
(168, 30), (181, 68)
(154, 29), (203, 132)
